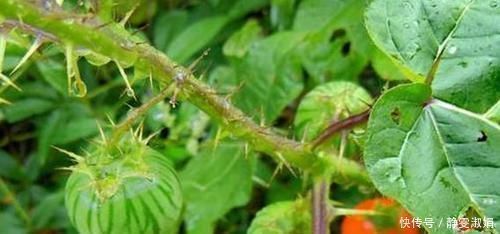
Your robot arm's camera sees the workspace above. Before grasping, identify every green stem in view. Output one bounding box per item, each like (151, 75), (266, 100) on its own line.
(110, 83), (174, 144)
(0, 0), (370, 184)
(312, 177), (330, 234)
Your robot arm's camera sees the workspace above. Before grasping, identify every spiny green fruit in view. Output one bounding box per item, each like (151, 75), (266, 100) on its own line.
(63, 131), (183, 234)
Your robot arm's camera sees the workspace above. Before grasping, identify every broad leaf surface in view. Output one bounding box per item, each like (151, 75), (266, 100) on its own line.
(366, 0), (500, 112)
(227, 32), (305, 122)
(365, 84), (500, 233)
(295, 0), (372, 83)
(180, 142), (254, 234)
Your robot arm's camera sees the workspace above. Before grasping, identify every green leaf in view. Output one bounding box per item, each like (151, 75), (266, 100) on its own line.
(365, 0), (500, 112)
(0, 150), (25, 181)
(294, 81), (372, 140)
(0, 211), (26, 234)
(50, 116), (97, 144)
(2, 98), (55, 123)
(36, 103), (97, 168)
(153, 10), (189, 52)
(371, 48), (406, 81)
(295, 0), (375, 83)
(230, 32), (305, 122)
(364, 84), (500, 233)
(37, 110), (63, 167)
(228, 0), (269, 19)
(167, 16), (229, 63)
(31, 191), (66, 230)
(0, 82), (59, 123)
(36, 59), (68, 95)
(223, 19), (262, 58)
(294, 0), (360, 31)
(270, 0), (296, 30)
(180, 142), (254, 234)
(247, 199), (311, 234)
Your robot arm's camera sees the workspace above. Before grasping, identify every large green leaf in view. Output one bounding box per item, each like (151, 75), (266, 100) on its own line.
(365, 84), (500, 233)
(230, 32), (305, 122)
(365, 0), (500, 112)
(294, 0), (382, 83)
(180, 142), (254, 234)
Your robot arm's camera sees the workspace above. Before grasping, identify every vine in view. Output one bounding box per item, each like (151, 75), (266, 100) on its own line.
(0, 0), (370, 185)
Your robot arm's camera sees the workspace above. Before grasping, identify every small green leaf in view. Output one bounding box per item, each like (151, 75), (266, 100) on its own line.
(31, 191), (66, 230)
(82, 51), (111, 66)
(223, 19), (262, 58)
(0, 150), (25, 181)
(365, 84), (500, 233)
(0, 212), (26, 234)
(2, 98), (55, 123)
(247, 199), (311, 234)
(36, 59), (68, 95)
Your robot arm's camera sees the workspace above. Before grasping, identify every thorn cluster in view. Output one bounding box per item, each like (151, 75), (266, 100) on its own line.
(55, 125), (157, 203)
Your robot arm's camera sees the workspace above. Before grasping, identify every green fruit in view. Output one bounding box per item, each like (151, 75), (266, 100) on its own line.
(64, 134), (183, 234)
(248, 199), (311, 234)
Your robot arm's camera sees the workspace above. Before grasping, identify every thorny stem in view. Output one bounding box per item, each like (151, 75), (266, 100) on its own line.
(0, 0), (370, 184)
(110, 84), (175, 144)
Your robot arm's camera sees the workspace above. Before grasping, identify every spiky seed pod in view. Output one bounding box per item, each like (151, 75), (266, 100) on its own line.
(64, 132), (183, 234)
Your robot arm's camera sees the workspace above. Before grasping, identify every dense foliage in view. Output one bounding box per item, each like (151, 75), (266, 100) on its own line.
(0, 0), (498, 234)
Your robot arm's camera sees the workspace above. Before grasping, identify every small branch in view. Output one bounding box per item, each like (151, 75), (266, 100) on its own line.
(0, 20), (59, 42)
(312, 109), (370, 149)
(111, 84), (175, 143)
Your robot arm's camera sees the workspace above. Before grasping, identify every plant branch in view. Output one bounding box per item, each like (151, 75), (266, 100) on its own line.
(0, 0), (370, 184)
(110, 83), (175, 144)
(311, 109), (370, 149)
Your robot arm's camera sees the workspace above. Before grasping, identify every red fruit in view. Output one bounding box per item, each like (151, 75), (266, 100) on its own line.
(341, 198), (420, 234)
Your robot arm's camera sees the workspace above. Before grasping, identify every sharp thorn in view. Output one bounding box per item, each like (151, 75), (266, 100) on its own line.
(10, 36), (43, 76)
(0, 73), (22, 91)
